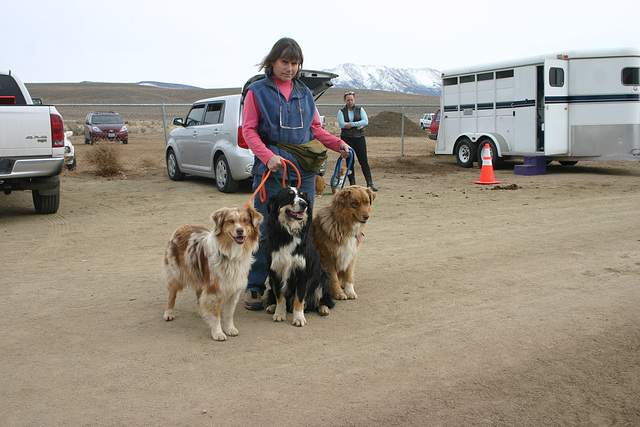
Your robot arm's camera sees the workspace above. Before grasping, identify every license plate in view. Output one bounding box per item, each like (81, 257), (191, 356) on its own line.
(108, 133), (115, 138)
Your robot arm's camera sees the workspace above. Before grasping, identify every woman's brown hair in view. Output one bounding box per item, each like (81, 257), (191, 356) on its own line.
(259, 37), (304, 79)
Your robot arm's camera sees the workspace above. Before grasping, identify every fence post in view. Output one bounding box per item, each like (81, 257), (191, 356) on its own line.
(401, 104), (405, 157)
(162, 104), (168, 144)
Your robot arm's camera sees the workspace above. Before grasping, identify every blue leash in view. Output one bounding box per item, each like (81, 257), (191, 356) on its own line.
(331, 147), (355, 190)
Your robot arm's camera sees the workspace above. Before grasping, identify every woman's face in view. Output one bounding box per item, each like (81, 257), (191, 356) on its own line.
(345, 94), (356, 108)
(271, 57), (299, 82)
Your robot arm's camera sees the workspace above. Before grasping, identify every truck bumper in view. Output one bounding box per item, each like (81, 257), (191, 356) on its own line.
(0, 157), (64, 179)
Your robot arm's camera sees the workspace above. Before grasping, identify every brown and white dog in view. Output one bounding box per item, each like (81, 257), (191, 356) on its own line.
(162, 206), (262, 341)
(312, 185), (376, 300)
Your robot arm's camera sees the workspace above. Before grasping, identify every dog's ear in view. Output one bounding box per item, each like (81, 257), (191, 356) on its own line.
(267, 196), (278, 216)
(210, 208), (228, 230)
(367, 187), (377, 203)
(245, 204), (263, 228)
(335, 187), (352, 207)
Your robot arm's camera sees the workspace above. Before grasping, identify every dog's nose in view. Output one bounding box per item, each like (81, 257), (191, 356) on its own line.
(236, 227), (244, 235)
(299, 199), (308, 209)
(363, 214), (370, 221)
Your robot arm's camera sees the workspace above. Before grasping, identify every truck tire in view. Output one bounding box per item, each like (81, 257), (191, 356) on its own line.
(455, 138), (476, 168)
(166, 149), (185, 181)
(215, 154), (239, 193)
(32, 188), (60, 214)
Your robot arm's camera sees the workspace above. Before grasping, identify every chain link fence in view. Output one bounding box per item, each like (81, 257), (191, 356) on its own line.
(56, 103), (439, 177)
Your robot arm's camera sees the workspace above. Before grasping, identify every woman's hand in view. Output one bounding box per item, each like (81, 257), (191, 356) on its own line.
(266, 155), (284, 172)
(339, 143), (351, 159)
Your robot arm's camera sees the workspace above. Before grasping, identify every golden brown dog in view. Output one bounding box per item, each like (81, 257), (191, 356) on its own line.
(315, 174), (325, 197)
(312, 185), (376, 300)
(331, 165), (349, 194)
(162, 206), (262, 340)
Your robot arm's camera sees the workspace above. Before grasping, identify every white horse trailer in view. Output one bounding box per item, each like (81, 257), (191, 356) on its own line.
(434, 48), (640, 170)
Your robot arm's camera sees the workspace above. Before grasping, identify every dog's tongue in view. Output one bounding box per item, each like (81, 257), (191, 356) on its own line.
(234, 236), (246, 244)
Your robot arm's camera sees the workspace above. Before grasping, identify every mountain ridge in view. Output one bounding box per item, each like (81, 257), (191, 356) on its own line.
(130, 64), (443, 95)
(323, 64), (442, 96)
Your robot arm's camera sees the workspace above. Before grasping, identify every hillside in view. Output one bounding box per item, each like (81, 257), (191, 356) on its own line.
(25, 82), (439, 106)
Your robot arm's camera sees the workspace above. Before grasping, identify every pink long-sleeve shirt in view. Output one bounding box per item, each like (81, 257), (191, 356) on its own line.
(243, 76), (344, 165)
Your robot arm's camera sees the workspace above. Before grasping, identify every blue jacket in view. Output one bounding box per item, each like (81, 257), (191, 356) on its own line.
(248, 75), (317, 179)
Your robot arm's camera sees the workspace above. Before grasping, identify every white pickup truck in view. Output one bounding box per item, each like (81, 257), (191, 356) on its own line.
(1, 70), (66, 214)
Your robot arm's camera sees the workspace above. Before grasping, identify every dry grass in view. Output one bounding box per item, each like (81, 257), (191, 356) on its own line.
(85, 143), (124, 176)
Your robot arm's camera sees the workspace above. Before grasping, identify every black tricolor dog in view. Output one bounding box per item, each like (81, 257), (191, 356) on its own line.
(264, 186), (334, 326)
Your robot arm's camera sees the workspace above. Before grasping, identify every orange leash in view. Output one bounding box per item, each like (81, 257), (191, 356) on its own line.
(244, 159), (301, 208)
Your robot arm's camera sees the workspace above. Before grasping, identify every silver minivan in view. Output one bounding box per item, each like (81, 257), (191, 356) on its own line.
(166, 70), (337, 193)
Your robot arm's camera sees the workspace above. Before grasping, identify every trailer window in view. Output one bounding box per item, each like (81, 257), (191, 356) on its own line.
(496, 70), (514, 79)
(460, 75), (475, 83)
(549, 67), (564, 87)
(622, 67), (639, 85)
(477, 72), (494, 81)
(443, 77), (458, 86)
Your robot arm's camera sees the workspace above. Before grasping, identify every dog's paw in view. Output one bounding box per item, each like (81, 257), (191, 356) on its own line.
(211, 331), (228, 341)
(273, 313), (286, 322)
(292, 311), (307, 327)
(224, 327), (239, 337)
(265, 304), (276, 314)
(344, 283), (358, 299)
(318, 305), (330, 316)
(333, 292), (348, 300)
(163, 310), (174, 321)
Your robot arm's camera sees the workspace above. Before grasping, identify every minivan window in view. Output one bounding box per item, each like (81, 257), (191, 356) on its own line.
(186, 104), (205, 126)
(549, 67), (564, 87)
(622, 67), (639, 85)
(204, 102), (224, 124)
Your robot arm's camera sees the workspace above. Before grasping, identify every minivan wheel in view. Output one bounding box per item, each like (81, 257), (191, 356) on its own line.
(215, 154), (239, 193)
(166, 149), (185, 181)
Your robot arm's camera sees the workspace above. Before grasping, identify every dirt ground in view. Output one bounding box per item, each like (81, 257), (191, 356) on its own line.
(1, 154), (639, 426)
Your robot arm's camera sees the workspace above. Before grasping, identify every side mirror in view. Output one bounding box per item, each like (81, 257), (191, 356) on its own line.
(172, 118), (184, 126)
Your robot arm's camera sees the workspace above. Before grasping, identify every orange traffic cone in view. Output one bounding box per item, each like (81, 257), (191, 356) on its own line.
(474, 143), (502, 184)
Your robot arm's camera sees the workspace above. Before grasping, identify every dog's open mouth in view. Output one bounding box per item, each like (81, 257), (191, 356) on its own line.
(286, 209), (305, 221)
(234, 235), (246, 244)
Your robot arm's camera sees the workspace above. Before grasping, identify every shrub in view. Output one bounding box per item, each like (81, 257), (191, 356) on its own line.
(87, 144), (124, 176)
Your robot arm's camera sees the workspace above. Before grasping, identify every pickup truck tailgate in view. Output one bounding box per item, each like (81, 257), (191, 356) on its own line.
(0, 106), (56, 156)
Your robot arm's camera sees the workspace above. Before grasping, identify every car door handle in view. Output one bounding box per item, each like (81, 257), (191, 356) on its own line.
(212, 130), (220, 135)
(192, 131), (198, 137)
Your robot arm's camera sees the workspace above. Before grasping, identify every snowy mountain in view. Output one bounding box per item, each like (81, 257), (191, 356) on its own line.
(323, 64), (442, 96)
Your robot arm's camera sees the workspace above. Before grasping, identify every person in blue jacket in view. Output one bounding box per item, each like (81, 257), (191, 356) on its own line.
(242, 37), (351, 310)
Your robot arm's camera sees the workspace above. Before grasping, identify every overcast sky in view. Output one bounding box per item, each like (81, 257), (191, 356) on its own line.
(3, 0), (638, 88)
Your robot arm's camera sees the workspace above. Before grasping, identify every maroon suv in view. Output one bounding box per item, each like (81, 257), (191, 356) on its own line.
(84, 111), (129, 144)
